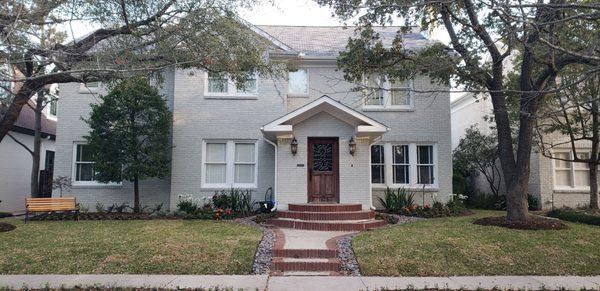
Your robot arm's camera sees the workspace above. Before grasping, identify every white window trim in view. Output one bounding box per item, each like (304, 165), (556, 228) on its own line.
(71, 142), (121, 187)
(372, 142), (438, 189)
(552, 149), (591, 191)
(287, 68), (310, 97)
(362, 77), (414, 111)
(45, 95), (58, 121)
(201, 140), (259, 189)
(203, 72), (259, 99)
(392, 144), (410, 185)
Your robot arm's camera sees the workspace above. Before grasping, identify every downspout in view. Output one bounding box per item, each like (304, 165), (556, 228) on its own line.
(265, 138), (277, 207)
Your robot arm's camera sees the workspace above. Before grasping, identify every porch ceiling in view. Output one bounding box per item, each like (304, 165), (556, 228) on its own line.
(261, 95), (389, 140)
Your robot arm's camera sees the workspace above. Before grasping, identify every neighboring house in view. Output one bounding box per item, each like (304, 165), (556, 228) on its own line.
(451, 93), (595, 209)
(0, 96), (57, 213)
(53, 25), (452, 211)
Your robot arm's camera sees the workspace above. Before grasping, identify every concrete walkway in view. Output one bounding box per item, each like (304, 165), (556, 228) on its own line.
(0, 275), (599, 290)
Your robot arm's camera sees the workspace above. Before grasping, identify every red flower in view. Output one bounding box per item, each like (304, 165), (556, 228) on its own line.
(424, 204), (431, 210)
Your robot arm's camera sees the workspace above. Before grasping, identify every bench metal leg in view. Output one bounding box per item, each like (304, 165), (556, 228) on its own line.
(25, 210), (29, 223)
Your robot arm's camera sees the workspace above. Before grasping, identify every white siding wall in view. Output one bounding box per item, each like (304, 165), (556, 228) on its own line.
(0, 132), (54, 213)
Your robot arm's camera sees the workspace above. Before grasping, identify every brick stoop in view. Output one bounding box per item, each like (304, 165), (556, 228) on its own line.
(269, 204), (387, 275)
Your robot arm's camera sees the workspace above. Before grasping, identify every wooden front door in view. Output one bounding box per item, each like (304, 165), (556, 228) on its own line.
(307, 138), (339, 203)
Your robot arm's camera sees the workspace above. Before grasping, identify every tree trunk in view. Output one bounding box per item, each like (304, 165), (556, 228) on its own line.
(590, 96), (599, 209)
(29, 91), (43, 197)
(589, 164), (599, 209)
(133, 175), (140, 213)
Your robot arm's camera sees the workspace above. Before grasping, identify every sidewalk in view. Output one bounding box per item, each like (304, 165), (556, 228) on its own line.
(0, 275), (599, 290)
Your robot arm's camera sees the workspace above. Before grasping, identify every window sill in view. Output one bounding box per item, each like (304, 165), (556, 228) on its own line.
(362, 107), (414, 112)
(72, 182), (122, 188)
(78, 90), (99, 94)
(287, 93), (310, 98)
(201, 185), (258, 190)
(553, 188), (590, 194)
(372, 184), (439, 191)
(204, 95), (258, 100)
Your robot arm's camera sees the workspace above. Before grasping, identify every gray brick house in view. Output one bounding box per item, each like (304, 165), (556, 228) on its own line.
(53, 25), (452, 211)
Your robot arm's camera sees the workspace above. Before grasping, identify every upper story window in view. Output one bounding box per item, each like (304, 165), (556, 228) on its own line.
(363, 75), (413, 110)
(202, 140), (258, 188)
(370, 143), (437, 187)
(205, 72), (258, 97)
(288, 69), (309, 96)
(553, 150), (590, 190)
(79, 81), (100, 94)
(48, 99), (57, 117)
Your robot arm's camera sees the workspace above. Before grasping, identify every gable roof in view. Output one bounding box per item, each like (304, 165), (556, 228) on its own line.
(262, 95), (388, 139)
(255, 25), (435, 57)
(12, 101), (57, 139)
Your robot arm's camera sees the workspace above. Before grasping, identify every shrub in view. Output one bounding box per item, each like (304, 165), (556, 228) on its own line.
(494, 194), (540, 211)
(213, 188), (254, 216)
(378, 187), (415, 213)
(452, 170), (468, 194)
(547, 209), (600, 226)
(95, 202), (105, 213)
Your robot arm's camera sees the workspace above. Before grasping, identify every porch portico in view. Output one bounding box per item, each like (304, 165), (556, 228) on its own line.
(262, 96), (388, 210)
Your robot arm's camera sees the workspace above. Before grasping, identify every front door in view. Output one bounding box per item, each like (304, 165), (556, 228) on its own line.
(307, 138), (339, 203)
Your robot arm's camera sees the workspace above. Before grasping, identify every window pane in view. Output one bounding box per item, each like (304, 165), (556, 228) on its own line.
(371, 165), (384, 184)
(77, 164), (94, 181)
(288, 69), (308, 94)
(77, 144), (93, 162)
(574, 153), (589, 169)
(235, 143), (255, 163)
(391, 89), (410, 106)
(206, 143), (226, 163)
(554, 152), (571, 168)
(393, 145), (409, 164)
(555, 169), (571, 187)
(84, 82), (99, 88)
(235, 164), (255, 183)
(206, 164), (226, 183)
(575, 170), (590, 187)
(371, 145), (384, 164)
(418, 165), (434, 184)
(208, 72), (228, 93)
(393, 165), (409, 184)
(49, 100), (57, 115)
(417, 146), (433, 164)
(236, 76), (257, 93)
(364, 75), (384, 105)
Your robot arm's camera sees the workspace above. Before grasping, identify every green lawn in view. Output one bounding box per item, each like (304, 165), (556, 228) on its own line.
(353, 210), (600, 276)
(0, 218), (262, 274)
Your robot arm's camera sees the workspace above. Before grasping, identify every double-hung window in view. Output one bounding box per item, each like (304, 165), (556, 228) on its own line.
(206, 72), (258, 97)
(288, 69), (309, 96)
(370, 143), (437, 187)
(371, 145), (385, 184)
(417, 145), (435, 185)
(393, 145), (410, 184)
(73, 143), (96, 183)
(363, 75), (413, 110)
(203, 140), (257, 188)
(553, 150), (591, 189)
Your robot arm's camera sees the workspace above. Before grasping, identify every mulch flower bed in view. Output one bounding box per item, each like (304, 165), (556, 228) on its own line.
(473, 215), (568, 230)
(0, 222), (16, 232)
(29, 212), (156, 221)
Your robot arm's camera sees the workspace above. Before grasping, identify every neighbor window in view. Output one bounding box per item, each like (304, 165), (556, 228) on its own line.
(288, 69), (309, 95)
(49, 99), (57, 117)
(554, 150), (591, 189)
(371, 145), (385, 184)
(79, 82), (100, 93)
(363, 75), (413, 109)
(73, 144), (96, 182)
(203, 140), (257, 187)
(370, 143), (437, 186)
(206, 72), (258, 96)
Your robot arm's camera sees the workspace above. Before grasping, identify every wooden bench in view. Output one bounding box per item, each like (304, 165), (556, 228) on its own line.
(25, 197), (79, 222)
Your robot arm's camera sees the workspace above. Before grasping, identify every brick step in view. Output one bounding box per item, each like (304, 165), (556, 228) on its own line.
(267, 218), (387, 231)
(288, 203), (363, 212)
(277, 210), (375, 221)
(272, 258), (341, 272)
(273, 248), (337, 258)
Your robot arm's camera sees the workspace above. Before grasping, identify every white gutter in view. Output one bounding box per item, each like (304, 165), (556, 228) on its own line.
(264, 138), (277, 206)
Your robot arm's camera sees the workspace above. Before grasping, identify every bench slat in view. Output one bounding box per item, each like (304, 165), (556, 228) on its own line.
(26, 197), (78, 212)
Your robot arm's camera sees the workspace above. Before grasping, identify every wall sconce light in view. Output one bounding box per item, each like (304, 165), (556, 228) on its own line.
(290, 137), (298, 156)
(349, 136), (356, 156)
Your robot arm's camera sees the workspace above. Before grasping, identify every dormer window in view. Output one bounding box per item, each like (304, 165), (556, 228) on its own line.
(205, 72), (258, 98)
(363, 75), (413, 110)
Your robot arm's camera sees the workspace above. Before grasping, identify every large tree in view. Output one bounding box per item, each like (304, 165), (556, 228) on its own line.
(536, 68), (600, 209)
(317, 0), (600, 221)
(0, 0), (274, 142)
(85, 77), (171, 212)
